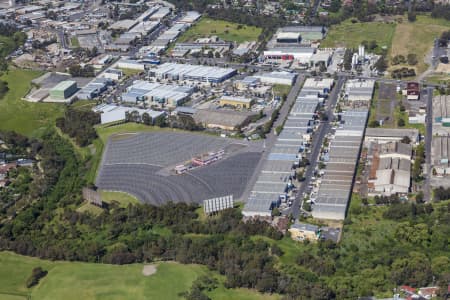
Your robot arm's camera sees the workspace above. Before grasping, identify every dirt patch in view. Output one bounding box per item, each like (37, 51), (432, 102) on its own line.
(436, 63), (450, 73)
(142, 264), (158, 276)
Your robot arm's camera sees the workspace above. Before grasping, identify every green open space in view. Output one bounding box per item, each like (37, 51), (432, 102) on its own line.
(0, 69), (65, 137)
(321, 19), (396, 52)
(0, 251), (278, 300)
(177, 17), (262, 43)
(70, 37), (79, 48)
(272, 84), (292, 98)
(100, 190), (140, 207)
(390, 15), (450, 75)
(119, 68), (143, 77)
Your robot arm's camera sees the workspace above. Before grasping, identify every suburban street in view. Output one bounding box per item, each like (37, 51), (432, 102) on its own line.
(424, 86), (434, 202)
(290, 75), (345, 219)
(240, 75), (305, 202)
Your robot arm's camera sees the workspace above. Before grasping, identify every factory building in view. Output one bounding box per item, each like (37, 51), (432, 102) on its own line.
(432, 136), (450, 176)
(433, 95), (450, 125)
(255, 71), (297, 86)
(366, 141), (412, 196)
(150, 63), (236, 83)
(93, 104), (165, 125)
(263, 47), (315, 61)
(365, 128), (420, 145)
(77, 78), (113, 100)
(406, 82), (420, 101)
(219, 96), (254, 109)
(117, 59), (146, 71)
(243, 79), (328, 218)
(276, 32), (301, 44)
(49, 80), (77, 99)
(121, 80), (194, 107)
(102, 68), (123, 81)
(343, 79), (375, 108)
(276, 26), (326, 44)
(312, 110), (368, 220)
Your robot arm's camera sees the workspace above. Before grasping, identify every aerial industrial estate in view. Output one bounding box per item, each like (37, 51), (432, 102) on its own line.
(0, 0), (450, 299)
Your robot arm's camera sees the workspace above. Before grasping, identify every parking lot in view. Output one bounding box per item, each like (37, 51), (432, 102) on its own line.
(96, 132), (262, 205)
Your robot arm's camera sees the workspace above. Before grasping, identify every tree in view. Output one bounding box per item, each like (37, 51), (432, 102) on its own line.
(397, 118), (405, 127)
(415, 191), (424, 203)
(26, 267), (48, 288)
(141, 112), (152, 125)
(374, 56), (388, 73)
(408, 11), (417, 22)
(154, 115), (166, 127)
(401, 136), (411, 144)
(214, 52), (221, 59)
(407, 53), (418, 65)
(369, 120), (380, 128)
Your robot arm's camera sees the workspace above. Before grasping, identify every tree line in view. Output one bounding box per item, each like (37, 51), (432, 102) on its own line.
(56, 108), (100, 146)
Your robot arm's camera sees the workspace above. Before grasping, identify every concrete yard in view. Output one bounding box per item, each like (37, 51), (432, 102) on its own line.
(96, 132), (262, 205)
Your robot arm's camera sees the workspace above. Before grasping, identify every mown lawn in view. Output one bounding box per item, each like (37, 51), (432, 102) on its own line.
(0, 69), (65, 137)
(178, 17), (262, 43)
(321, 19), (396, 52)
(100, 190), (139, 207)
(70, 37), (79, 48)
(0, 251), (278, 300)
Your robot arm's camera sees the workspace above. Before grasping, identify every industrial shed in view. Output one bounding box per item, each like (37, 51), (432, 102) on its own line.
(49, 80), (77, 99)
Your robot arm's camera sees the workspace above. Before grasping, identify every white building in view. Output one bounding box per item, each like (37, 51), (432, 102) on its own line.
(93, 104), (165, 124)
(102, 68), (123, 81)
(255, 71), (297, 86)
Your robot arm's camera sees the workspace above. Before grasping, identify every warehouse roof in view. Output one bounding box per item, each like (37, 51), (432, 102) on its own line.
(51, 80), (76, 91)
(277, 32), (301, 40)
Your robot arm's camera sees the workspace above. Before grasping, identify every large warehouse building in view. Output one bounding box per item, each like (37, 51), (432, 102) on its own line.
(311, 110), (368, 220)
(121, 80), (194, 107)
(93, 104), (165, 125)
(49, 80), (77, 99)
(150, 63), (237, 83)
(242, 78), (328, 218)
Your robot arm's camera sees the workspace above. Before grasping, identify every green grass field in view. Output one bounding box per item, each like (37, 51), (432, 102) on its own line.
(100, 190), (139, 207)
(178, 17), (262, 43)
(70, 37), (80, 48)
(0, 252), (278, 300)
(272, 84), (292, 98)
(0, 69), (65, 137)
(321, 19), (396, 52)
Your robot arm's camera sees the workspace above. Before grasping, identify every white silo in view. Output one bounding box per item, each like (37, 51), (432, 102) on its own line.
(352, 53), (359, 67)
(358, 45), (365, 60)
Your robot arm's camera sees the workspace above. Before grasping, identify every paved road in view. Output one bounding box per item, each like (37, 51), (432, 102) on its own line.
(290, 75), (345, 219)
(424, 86), (434, 202)
(240, 75), (305, 202)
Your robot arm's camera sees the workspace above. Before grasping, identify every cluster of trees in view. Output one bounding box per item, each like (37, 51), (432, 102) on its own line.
(123, 110), (166, 127)
(431, 4), (450, 21)
(56, 108), (100, 146)
(374, 55), (388, 73)
(372, 194), (402, 205)
(391, 67), (416, 79)
(32, 38), (58, 50)
(1, 128), (450, 298)
(412, 143), (425, 182)
(180, 275), (218, 300)
(68, 64), (95, 77)
(0, 79), (8, 99)
(438, 30), (450, 47)
(391, 54), (418, 66)
(168, 114), (202, 131)
(433, 186), (450, 201)
(26, 267), (48, 288)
